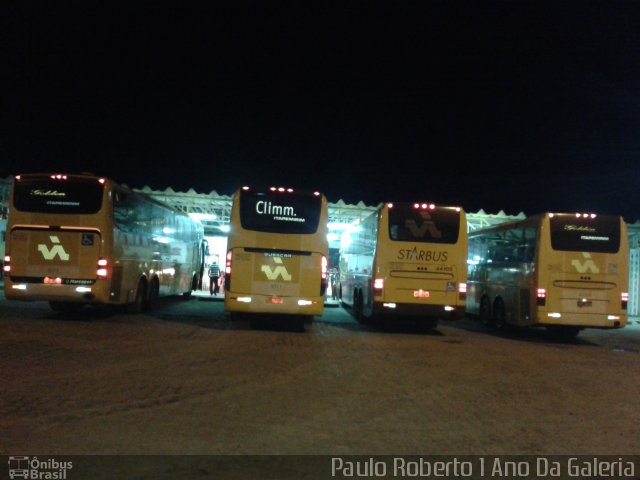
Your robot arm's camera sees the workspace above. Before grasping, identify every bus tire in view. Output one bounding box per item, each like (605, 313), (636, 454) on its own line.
(355, 290), (365, 323)
(479, 296), (492, 326)
(148, 277), (160, 310)
(49, 301), (82, 314)
(493, 299), (507, 330)
(182, 274), (198, 299)
(127, 279), (147, 314)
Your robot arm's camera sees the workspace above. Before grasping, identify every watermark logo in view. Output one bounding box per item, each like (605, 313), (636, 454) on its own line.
(8, 456), (73, 479)
(261, 257), (292, 281)
(571, 252), (600, 274)
(405, 212), (442, 239)
(37, 236), (70, 261)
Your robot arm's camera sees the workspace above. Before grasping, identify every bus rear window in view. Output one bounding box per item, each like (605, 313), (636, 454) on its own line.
(239, 191), (321, 234)
(550, 214), (620, 253)
(12, 176), (104, 214)
(388, 205), (460, 244)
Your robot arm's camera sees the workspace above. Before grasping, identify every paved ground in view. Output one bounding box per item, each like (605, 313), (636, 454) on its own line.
(1, 290), (639, 469)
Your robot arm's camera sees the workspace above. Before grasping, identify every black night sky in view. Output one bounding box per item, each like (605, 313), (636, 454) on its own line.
(2, 2), (640, 220)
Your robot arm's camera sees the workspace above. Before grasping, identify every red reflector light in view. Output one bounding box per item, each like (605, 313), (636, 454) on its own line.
(97, 258), (108, 279)
(268, 297), (284, 304)
(414, 289), (429, 298)
(44, 277), (63, 285)
(226, 250), (232, 274)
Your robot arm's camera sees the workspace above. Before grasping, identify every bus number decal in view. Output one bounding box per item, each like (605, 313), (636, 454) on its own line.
(398, 247), (448, 262)
(261, 257), (293, 281)
(571, 252), (600, 274)
(38, 236), (70, 261)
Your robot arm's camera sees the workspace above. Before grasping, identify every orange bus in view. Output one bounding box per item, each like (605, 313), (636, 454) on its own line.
(4, 173), (204, 312)
(339, 202), (468, 328)
(224, 186), (329, 328)
(467, 212), (628, 339)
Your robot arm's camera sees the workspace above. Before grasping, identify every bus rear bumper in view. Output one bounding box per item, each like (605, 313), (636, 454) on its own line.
(224, 294), (324, 317)
(373, 302), (464, 319)
(3, 282), (108, 304)
(537, 312), (627, 329)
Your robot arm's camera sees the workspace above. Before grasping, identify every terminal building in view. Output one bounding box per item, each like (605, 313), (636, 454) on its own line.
(2, 176), (640, 315)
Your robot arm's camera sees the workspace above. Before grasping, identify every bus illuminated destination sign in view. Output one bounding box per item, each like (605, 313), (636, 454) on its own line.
(255, 200), (305, 223)
(30, 189), (66, 197)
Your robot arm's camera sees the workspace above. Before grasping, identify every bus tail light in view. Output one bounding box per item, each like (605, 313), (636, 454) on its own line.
(3, 255), (10, 275)
(225, 250), (232, 291)
(97, 258), (108, 279)
(373, 278), (384, 295)
(621, 292), (628, 310)
(458, 282), (467, 300)
(537, 288), (546, 306)
(320, 256), (328, 295)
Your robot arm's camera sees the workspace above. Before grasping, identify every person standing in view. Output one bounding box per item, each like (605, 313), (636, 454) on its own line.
(208, 261), (220, 295)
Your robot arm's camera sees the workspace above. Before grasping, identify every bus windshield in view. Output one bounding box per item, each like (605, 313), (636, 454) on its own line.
(388, 205), (460, 244)
(239, 190), (321, 234)
(550, 214), (620, 253)
(13, 175), (104, 214)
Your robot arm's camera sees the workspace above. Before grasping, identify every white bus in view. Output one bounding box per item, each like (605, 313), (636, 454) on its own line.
(4, 173), (205, 312)
(467, 212), (628, 339)
(339, 202), (468, 328)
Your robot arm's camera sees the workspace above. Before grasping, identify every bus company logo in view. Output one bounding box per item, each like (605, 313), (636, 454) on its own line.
(405, 212), (442, 239)
(571, 252), (600, 274)
(261, 256), (292, 281)
(564, 224), (596, 233)
(30, 189), (66, 197)
(8, 456), (73, 479)
(37, 236), (70, 261)
(255, 200), (305, 223)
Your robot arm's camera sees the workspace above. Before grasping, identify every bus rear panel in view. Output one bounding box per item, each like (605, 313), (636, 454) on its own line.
(224, 187), (328, 317)
(4, 174), (112, 304)
(373, 203), (467, 319)
(536, 213), (627, 329)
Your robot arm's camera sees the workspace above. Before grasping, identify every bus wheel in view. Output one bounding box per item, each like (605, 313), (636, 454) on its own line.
(479, 297), (492, 326)
(127, 279), (147, 314)
(49, 301), (82, 314)
(493, 299), (507, 330)
(355, 290), (365, 323)
(183, 274), (198, 299)
(148, 277), (160, 309)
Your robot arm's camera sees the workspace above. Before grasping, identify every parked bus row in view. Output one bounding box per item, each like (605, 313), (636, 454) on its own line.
(2, 173), (630, 338)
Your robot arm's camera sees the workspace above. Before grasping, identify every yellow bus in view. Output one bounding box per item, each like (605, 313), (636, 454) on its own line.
(224, 186), (329, 327)
(3, 173), (205, 313)
(466, 212), (628, 339)
(339, 202), (468, 328)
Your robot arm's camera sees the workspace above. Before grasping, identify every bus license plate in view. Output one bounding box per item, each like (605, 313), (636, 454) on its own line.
(268, 297), (284, 304)
(414, 290), (430, 298)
